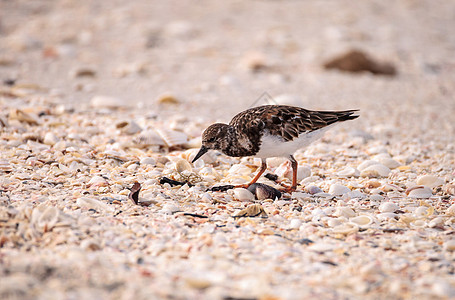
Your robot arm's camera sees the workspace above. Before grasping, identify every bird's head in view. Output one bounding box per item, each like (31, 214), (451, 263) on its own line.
(192, 123), (229, 163)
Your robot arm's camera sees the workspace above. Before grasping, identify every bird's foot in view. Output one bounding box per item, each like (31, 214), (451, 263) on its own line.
(279, 185), (297, 194)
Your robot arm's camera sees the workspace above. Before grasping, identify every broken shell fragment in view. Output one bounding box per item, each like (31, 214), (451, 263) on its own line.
(233, 204), (267, 218)
(115, 120), (142, 135)
(416, 175), (444, 188)
(379, 202), (399, 213)
(406, 186), (433, 198)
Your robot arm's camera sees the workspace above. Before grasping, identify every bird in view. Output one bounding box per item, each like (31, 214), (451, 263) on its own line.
(192, 104), (359, 192)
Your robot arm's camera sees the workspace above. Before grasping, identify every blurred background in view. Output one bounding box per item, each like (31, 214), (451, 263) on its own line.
(1, 0), (454, 135)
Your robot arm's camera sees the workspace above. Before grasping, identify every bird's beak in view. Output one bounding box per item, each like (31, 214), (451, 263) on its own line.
(192, 145), (208, 163)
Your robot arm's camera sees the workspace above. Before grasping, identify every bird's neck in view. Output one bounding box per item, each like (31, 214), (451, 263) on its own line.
(218, 126), (259, 157)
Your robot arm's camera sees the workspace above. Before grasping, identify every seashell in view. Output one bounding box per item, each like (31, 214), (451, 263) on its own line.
(366, 146), (388, 155)
(233, 188), (255, 201)
(174, 158), (192, 173)
(334, 206), (356, 218)
(155, 128), (188, 147)
(157, 93), (180, 105)
(377, 212), (398, 221)
(140, 157), (156, 165)
(370, 194), (384, 201)
(365, 179), (381, 188)
(446, 204), (455, 216)
(444, 240), (455, 251)
(358, 160), (380, 171)
(289, 218), (302, 229)
(350, 215), (374, 227)
(160, 203), (180, 214)
(414, 206), (434, 217)
(306, 185), (323, 195)
(115, 120), (142, 135)
(337, 166), (359, 177)
(332, 222), (359, 235)
(379, 202), (399, 213)
(0, 115), (8, 127)
(274, 161), (292, 179)
(233, 204), (267, 218)
(133, 130), (166, 147)
(346, 190), (365, 199)
(80, 239), (101, 251)
(416, 175), (444, 188)
(329, 184), (350, 196)
(406, 186), (432, 198)
(372, 153), (400, 169)
(43, 132), (58, 146)
(382, 183), (404, 192)
(31, 205), (59, 232)
(102, 150), (128, 161)
(0, 160), (12, 172)
(410, 219), (426, 228)
(9, 108), (40, 125)
(76, 197), (115, 212)
(228, 164), (252, 176)
(247, 183), (281, 200)
(90, 95), (128, 109)
(266, 157), (287, 168)
(327, 218), (343, 227)
(88, 175), (108, 187)
(360, 164), (390, 178)
(297, 165), (311, 181)
(428, 217), (444, 228)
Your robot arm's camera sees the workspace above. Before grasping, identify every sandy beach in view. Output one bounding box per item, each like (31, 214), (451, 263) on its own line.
(1, 1), (455, 299)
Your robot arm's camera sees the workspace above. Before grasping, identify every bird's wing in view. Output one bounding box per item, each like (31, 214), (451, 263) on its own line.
(230, 105), (359, 142)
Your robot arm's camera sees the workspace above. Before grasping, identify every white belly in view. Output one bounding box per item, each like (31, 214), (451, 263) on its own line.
(254, 126), (333, 158)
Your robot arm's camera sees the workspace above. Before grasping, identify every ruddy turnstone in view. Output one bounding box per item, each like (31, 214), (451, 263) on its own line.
(192, 105), (359, 192)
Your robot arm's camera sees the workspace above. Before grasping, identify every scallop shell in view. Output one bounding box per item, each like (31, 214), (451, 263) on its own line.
(133, 130), (166, 147)
(155, 128), (188, 147)
(416, 175), (444, 188)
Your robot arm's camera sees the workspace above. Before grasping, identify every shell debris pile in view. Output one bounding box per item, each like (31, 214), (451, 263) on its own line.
(1, 91), (454, 300)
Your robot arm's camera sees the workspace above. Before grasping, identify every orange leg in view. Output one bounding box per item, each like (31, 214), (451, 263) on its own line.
(280, 155), (298, 193)
(235, 159), (267, 189)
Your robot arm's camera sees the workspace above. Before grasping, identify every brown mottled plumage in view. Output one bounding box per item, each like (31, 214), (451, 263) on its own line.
(193, 105), (359, 192)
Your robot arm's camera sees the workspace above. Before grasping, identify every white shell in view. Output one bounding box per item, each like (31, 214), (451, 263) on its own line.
(155, 128), (188, 147)
(233, 188), (255, 201)
(428, 217), (444, 228)
(90, 95), (127, 109)
(174, 158), (192, 173)
(444, 240), (455, 251)
(350, 215), (374, 227)
(329, 184), (351, 196)
(289, 218), (302, 229)
(274, 161), (292, 179)
(140, 157), (156, 165)
(407, 186), (433, 198)
(377, 212), (398, 220)
(332, 222), (359, 235)
(31, 205), (59, 232)
(115, 120), (142, 135)
(358, 160), (380, 171)
(379, 202), (399, 213)
(307, 185), (323, 195)
(360, 164), (391, 178)
(88, 175), (108, 187)
(373, 153), (401, 169)
(337, 166), (359, 177)
(43, 132), (59, 146)
(76, 197), (115, 212)
(416, 175), (444, 188)
(133, 130), (166, 147)
(446, 204), (455, 216)
(334, 206), (356, 218)
(228, 164), (252, 176)
(297, 166), (311, 181)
